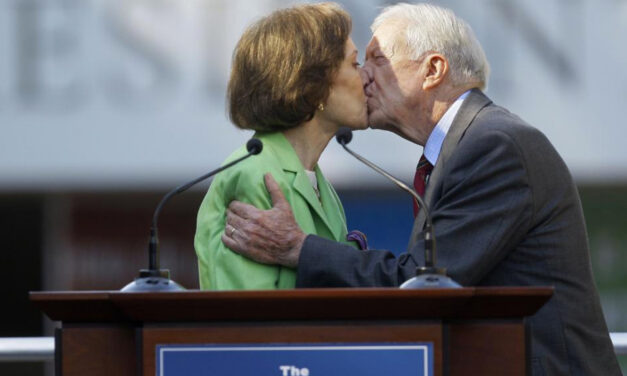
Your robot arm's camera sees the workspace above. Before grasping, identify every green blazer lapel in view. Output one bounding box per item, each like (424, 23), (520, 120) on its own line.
(314, 165), (343, 239)
(258, 132), (337, 237)
(291, 170), (336, 235)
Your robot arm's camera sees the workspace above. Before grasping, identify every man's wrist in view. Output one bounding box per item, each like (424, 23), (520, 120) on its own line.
(282, 231), (306, 268)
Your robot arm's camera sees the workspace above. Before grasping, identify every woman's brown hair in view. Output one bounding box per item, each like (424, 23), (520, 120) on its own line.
(227, 2), (351, 131)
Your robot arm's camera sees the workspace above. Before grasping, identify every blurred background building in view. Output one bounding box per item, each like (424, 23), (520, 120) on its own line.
(1, 0), (626, 374)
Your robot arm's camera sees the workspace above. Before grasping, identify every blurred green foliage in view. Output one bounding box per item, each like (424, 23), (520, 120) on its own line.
(578, 185), (627, 372)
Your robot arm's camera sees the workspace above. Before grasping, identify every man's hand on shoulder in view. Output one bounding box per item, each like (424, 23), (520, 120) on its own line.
(222, 173), (306, 268)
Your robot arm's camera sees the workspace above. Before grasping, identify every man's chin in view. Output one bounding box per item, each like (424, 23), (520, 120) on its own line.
(367, 116), (387, 131)
(367, 121), (398, 135)
(366, 110), (396, 132)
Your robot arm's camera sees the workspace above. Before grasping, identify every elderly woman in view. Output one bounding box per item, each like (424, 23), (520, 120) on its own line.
(194, 3), (367, 290)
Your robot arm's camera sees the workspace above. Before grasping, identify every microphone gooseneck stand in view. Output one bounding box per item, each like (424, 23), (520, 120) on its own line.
(121, 138), (263, 292)
(335, 127), (460, 288)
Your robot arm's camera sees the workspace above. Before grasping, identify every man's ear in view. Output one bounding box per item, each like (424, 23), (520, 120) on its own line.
(422, 53), (449, 90)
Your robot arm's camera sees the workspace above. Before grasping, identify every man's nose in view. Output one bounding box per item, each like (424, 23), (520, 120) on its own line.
(359, 68), (369, 89)
(360, 65), (374, 94)
(361, 63), (374, 83)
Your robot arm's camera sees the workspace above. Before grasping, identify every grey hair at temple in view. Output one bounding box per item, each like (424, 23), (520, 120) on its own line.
(372, 3), (490, 90)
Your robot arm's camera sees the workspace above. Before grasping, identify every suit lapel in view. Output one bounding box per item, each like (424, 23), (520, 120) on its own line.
(408, 89), (493, 249)
(291, 169), (337, 237)
(258, 132), (338, 239)
(314, 165), (343, 239)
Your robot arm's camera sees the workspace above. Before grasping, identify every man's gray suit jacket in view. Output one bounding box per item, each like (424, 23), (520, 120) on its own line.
(295, 89), (620, 375)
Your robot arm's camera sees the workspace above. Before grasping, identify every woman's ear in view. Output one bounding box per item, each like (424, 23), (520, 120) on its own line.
(422, 53), (449, 90)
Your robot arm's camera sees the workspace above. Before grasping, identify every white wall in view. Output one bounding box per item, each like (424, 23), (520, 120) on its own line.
(1, 0), (625, 190)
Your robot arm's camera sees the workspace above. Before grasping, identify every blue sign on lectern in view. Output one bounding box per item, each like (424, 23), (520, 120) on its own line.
(156, 342), (433, 376)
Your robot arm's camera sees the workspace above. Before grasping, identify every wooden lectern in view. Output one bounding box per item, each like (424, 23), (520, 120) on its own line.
(31, 287), (552, 376)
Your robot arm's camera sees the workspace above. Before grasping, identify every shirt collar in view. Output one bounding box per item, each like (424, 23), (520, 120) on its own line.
(423, 90), (470, 166)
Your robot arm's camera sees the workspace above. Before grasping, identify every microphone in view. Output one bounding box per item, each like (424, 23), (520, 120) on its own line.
(121, 138), (263, 292)
(335, 127), (460, 288)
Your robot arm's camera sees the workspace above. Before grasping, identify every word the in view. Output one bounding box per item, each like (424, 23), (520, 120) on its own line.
(279, 365), (310, 376)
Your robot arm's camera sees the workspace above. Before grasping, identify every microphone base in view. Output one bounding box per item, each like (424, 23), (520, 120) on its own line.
(400, 266), (462, 289)
(120, 269), (185, 292)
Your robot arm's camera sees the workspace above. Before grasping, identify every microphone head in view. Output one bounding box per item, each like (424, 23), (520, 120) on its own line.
(246, 138), (263, 155)
(335, 127), (353, 145)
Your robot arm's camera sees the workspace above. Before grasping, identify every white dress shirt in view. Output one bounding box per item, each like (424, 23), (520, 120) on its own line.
(423, 90), (470, 166)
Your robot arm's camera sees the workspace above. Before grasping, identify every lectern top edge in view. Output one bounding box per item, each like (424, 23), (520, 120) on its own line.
(30, 287), (553, 324)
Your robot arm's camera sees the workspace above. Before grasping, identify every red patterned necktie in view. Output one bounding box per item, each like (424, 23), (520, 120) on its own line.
(413, 154), (433, 217)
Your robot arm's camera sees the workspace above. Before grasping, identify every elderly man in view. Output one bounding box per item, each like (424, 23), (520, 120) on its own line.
(221, 3), (620, 375)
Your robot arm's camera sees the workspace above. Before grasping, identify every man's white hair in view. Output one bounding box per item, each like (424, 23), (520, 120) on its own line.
(372, 3), (490, 89)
